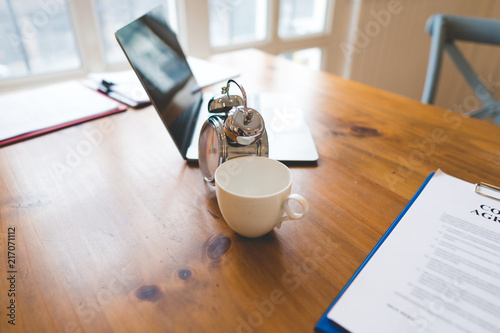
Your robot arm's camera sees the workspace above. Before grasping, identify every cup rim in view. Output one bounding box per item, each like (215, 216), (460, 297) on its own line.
(214, 156), (292, 198)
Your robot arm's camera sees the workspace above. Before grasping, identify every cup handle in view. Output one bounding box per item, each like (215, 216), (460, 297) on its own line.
(276, 194), (309, 228)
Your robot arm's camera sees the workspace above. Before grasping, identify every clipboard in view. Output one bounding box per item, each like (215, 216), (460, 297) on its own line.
(475, 182), (500, 202)
(315, 172), (500, 333)
(0, 81), (127, 148)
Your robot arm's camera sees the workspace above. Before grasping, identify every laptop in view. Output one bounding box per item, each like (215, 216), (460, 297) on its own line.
(115, 5), (318, 162)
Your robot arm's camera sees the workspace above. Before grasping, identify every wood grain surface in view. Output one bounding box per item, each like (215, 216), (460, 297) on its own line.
(1, 49), (499, 333)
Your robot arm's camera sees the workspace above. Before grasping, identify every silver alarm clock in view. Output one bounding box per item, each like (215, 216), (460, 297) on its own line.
(198, 80), (269, 182)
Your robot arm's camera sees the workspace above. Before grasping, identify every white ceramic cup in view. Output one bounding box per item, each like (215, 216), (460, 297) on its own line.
(214, 156), (309, 238)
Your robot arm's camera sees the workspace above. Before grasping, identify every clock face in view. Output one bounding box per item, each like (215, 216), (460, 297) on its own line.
(199, 117), (224, 182)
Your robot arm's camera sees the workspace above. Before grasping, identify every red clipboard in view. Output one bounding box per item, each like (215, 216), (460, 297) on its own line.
(0, 81), (128, 148)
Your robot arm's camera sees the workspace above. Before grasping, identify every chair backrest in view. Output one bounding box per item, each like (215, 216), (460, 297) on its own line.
(428, 15), (500, 45)
(421, 14), (500, 120)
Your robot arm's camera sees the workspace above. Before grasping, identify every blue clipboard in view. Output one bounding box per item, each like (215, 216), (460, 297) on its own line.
(314, 172), (435, 333)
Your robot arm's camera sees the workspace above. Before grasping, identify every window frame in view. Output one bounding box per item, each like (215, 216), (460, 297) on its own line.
(1, 0), (340, 92)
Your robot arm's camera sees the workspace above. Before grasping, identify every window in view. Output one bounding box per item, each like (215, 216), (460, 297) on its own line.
(0, 0), (80, 79)
(1, 0), (335, 85)
(208, 0), (268, 48)
(278, 0), (329, 38)
(205, 0), (332, 71)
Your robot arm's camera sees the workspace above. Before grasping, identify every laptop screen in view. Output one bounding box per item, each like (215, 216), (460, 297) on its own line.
(115, 6), (201, 158)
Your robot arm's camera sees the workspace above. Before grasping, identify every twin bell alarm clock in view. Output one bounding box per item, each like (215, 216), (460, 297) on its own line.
(198, 80), (269, 182)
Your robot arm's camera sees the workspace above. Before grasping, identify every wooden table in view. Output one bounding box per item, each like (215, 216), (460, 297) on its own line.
(1, 49), (499, 333)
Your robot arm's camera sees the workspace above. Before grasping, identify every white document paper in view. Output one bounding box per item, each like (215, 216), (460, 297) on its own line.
(327, 170), (500, 333)
(0, 81), (120, 142)
(85, 70), (150, 105)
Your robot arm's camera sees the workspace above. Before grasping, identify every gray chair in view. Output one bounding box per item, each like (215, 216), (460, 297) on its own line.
(422, 14), (500, 125)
